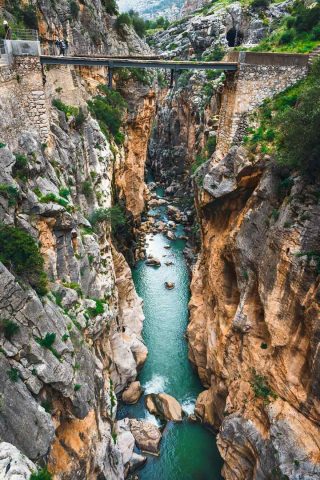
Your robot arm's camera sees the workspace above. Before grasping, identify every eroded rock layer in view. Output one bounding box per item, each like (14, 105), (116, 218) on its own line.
(189, 146), (320, 478)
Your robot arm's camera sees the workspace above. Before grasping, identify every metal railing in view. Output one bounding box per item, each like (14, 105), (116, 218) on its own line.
(5, 28), (38, 41)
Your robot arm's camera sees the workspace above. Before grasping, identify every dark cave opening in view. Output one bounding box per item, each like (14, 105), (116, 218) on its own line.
(226, 27), (244, 47)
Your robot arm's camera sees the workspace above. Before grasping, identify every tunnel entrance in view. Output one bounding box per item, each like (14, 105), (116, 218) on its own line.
(226, 27), (244, 47)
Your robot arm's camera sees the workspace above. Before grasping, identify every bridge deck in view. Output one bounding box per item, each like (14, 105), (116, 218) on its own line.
(40, 55), (238, 71)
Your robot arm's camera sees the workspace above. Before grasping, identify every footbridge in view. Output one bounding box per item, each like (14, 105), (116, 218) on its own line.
(39, 54), (238, 87)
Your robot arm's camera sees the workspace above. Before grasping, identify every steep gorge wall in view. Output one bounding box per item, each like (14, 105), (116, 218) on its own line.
(188, 54), (320, 479)
(0, 56), (148, 479)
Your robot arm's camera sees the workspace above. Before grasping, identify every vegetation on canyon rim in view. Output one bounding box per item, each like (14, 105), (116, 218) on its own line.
(250, 0), (320, 53)
(244, 57), (320, 172)
(0, 224), (48, 296)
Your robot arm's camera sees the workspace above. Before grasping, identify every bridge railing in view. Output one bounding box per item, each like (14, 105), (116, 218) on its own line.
(5, 28), (38, 41)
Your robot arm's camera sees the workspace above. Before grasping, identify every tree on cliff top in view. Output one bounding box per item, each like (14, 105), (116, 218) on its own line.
(274, 58), (320, 172)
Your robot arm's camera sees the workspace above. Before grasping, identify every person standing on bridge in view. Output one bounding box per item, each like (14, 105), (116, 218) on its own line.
(59, 39), (66, 56)
(3, 21), (11, 40)
(64, 38), (69, 56)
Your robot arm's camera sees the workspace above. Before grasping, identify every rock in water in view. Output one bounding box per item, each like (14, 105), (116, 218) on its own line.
(129, 419), (162, 455)
(122, 381), (143, 404)
(165, 282), (175, 289)
(145, 257), (161, 267)
(145, 393), (183, 422)
(129, 452), (147, 473)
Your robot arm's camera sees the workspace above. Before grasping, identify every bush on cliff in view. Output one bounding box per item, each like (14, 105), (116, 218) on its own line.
(0, 224), (48, 296)
(89, 205), (126, 233)
(244, 58), (320, 172)
(87, 86), (127, 145)
(102, 0), (118, 15)
(251, 1), (320, 53)
(30, 468), (52, 480)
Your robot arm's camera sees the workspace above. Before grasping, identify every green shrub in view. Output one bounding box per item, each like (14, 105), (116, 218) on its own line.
(0, 224), (47, 295)
(191, 154), (207, 174)
(82, 180), (93, 198)
(117, 67), (153, 86)
(86, 299), (105, 318)
(0, 143), (6, 148)
(59, 187), (70, 199)
(36, 332), (56, 349)
(69, 0), (79, 19)
(74, 107), (86, 128)
(128, 10), (147, 38)
(250, 370), (277, 401)
(35, 332), (61, 360)
(74, 383), (82, 391)
(62, 282), (83, 297)
(101, 0), (118, 15)
(1, 319), (20, 340)
(203, 46), (225, 61)
(0, 184), (19, 207)
(206, 136), (216, 157)
(13, 153), (28, 181)
(274, 61), (320, 170)
(7, 367), (19, 382)
(278, 29), (295, 45)
(30, 467), (53, 480)
(52, 99), (79, 120)
(251, 0), (270, 9)
(260, 343), (268, 349)
(40, 193), (72, 211)
(115, 13), (131, 34)
(87, 86), (127, 144)
(89, 205), (126, 232)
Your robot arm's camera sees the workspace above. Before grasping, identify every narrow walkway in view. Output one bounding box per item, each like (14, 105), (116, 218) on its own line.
(40, 55), (238, 71)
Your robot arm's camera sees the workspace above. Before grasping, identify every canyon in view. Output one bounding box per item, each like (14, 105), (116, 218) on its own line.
(0, 0), (319, 479)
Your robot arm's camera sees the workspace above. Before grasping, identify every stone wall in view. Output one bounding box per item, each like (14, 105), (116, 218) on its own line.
(216, 52), (309, 159)
(0, 56), (50, 144)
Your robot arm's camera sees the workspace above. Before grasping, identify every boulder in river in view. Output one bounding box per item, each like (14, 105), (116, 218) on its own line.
(129, 452), (147, 473)
(129, 419), (162, 455)
(165, 282), (175, 290)
(166, 230), (176, 240)
(164, 245), (171, 249)
(122, 381), (143, 404)
(165, 261), (174, 266)
(145, 393), (183, 422)
(145, 257), (161, 267)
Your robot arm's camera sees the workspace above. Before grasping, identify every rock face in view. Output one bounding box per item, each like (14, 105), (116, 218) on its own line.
(36, 0), (149, 56)
(152, 0), (293, 59)
(189, 145), (320, 478)
(0, 443), (36, 480)
(145, 393), (183, 422)
(0, 10), (150, 478)
(115, 84), (156, 224)
(129, 419), (162, 455)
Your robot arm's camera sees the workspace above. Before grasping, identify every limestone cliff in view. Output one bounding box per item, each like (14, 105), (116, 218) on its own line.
(189, 145), (320, 479)
(186, 56), (320, 480)
(0, 47), (147, 480)
(152, 0), (293, 59)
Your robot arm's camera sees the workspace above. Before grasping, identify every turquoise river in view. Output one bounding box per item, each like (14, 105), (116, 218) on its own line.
(118, 190), (223, 479)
